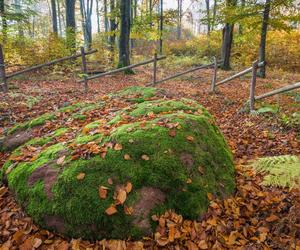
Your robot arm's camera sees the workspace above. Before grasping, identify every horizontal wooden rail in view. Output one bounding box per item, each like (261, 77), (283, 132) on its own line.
(255, 82), (300, 101)
(146, 61), (219, 86)
(6, 49), (97, 79)
(216, 61), (264, 86)
(78, 55), (167, 83)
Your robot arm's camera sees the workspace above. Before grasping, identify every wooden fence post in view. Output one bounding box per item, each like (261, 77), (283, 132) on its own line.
(249, 60), (259, 111)
(210, 56), (217, 92)
(0, 44), (8, 93)
(153, 52), (157, 85)
(80, 46), (88, 93)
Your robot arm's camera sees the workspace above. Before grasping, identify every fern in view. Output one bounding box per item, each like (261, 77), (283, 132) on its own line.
(252, 155), (300, 190)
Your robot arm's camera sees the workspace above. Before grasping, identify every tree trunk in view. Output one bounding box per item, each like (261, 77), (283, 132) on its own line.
(109, 0), (116, 54)
(258, 0), (271, 78)
(0, 0), (7, 41)
(57, 0), (63, 36)
(221, 23), (234, 70)
(159, 0), (163, 54)
(205, 0), (210, 35)
(211, 0), (217, 31)
(96, 0), (100, 33)
(14, 0), (24, 38)
(79, 0), (93, 49)
(51, 0), (58, 34)
(65, 0), (76, 51)
(104, 0), (109, 33)
(118, 0), (131, 68)
(238, 0), (245, 34)
(177, 0), (182, 39)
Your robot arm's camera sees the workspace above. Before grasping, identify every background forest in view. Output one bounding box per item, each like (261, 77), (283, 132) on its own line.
(0, 0), (300, 76)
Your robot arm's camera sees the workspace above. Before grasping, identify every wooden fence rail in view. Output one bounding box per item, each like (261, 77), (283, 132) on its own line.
(147, 60), (222, 87)
(78, 54), (167, 83)
(0, 44), (97, 93)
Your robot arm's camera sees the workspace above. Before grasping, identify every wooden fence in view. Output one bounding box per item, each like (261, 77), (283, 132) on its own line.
(78, 53), (166, 85)
(0, 44), (97, 93)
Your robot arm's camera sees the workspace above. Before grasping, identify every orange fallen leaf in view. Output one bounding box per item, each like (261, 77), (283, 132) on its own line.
(56, 155), (66, 165)
(266, 214), (279, 222)
(198, 240), (208, 249)
(207, 193), (214, 201)
(186, 178), (192, 184)
(76, 173), (85, 180)
(117, 189), (127, 204)
(124, 154), (131, 160)
(198, 166), (205, 175)
(32, 238), (42, 248)
(99, 186), (109, 199)
(114, 143), (123, 151)
(105, 206), (117, 215)
(186, 136), (194, 142)
(125, 182), (133, 193)
(124, 205), (133, 215)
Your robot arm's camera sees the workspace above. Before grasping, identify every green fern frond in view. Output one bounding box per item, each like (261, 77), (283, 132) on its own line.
(252, 155), (300, 190)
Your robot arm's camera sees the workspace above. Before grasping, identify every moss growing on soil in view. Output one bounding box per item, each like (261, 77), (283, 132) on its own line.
(2, 87), (235, 240)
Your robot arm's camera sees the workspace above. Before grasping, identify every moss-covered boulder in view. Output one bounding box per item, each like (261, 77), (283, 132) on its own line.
(1, 86), (235, 240)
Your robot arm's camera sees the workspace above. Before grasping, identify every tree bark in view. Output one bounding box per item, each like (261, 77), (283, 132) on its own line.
(211, 0), (217, 31)
(51, 0), (58, 34)
(65, 0), (76, 51)
(79, 0), (93, 49)
(205, 0), (210, 35)
(96, 0), (100, 33)
(0, 0), (7, 41)
(104, 0), (109, 33)
(57, 0), (63, 36)
(109, 0), (116, 53)
(177, 0), (182, 39)
(118, 0), (131, 68)
(258, 0), (271, 78)
(159, 0), (163, 54)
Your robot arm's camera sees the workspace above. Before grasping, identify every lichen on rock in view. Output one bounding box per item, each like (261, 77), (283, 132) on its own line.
(1, 86), (236, 240)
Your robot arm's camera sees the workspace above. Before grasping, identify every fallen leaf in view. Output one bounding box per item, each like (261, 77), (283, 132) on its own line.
(108, 178), (113, 185)
(99, 186), (108, 199)
(117, 189), (127, 204)
(266, 214), (279, 222)
(125, 182), (133, 193)
(56, 155), (66, 165)
(186, 136), (194, 142)
(198, 240), (208, 249)
(114, 143), (123, 151)
(106, 206), (117, 215)
(141, 154), (150, 161)
(124, 154), (131, 160)
(168, 129), (176, 137)
(198, 166), (205, 175)
(32, 238), (42, 248)
(76, 172), (85, 180)
(186, 178), (192, 184)
(124, 205), (133, 215)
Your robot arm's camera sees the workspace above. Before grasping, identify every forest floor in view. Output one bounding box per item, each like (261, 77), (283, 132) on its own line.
(0, 66), (300, 250)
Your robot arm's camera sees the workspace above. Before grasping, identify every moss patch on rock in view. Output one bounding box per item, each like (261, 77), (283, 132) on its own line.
(2, 86), (235, 240)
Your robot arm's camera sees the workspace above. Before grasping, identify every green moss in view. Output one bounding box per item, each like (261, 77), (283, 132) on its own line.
(8, 113), (56, 135)
(110, 86), (158, 103)
(72, 114), (86, 121)
(58, 103), (83, 113)
(3, 88), (235, 240)
(75, 134), (102, 144)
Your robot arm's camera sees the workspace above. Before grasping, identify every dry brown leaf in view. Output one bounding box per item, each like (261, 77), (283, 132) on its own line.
(56, 155), (66, 165)
(56, 241), (70, 250)
(198, 240), (208, 249)
(266, 214), (279, 222)
(32, 238), (42, 248)
(168, 129), (176, 137)
(117, 189), (127, 204)
(186, 178), (192, 184)
(198, 166), (205, 175)
(76, 172), (85, 180)
(124, 154), (131, 160)
(124, 205), (134, 215)
(186, 136), (194, 142)
(105, 206), (118, 215)
(114, 143), (123, 151)
(99, 186), (109, 199)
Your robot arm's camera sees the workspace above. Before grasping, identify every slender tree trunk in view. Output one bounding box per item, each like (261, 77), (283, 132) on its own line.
(211, 0), (217, 31)
(109, 0), (116, 53)
(65, 0), (76, 51)
(0, 0), (7, 41)
(51, 0), (58, 34)
(159, 0), (163, 54)
(149, 0), (152, 27)
(57, 0), (63, 36)
(104, 0), (109, 33)
(239, 0), (245, 34)
(80, 0), (93, 49)
(96, 0), (100, 33)
(177, 0), (182, 39)
(14, 0), (24, 38)
(205, 0), (210, 35)
(258, 0), (271, 78)
(118, 0), (131, 67)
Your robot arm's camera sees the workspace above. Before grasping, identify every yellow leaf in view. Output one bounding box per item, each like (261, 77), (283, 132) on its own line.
(198, 240), (208, 249)
(117, 189), (127, 204)
(124, 205), (133, 215)
(105, 206), (117, 215)
(56, 155), (66, 165)
(266, 214), (279, 222)
(76, 173), (85, 180)
(125, 182), (133, 193)
(186, 178), (192, 184)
